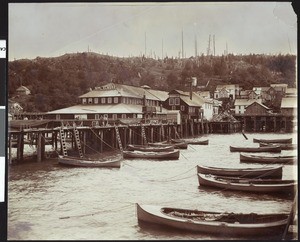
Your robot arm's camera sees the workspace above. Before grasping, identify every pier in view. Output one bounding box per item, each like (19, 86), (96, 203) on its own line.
(9, 118), (227, 164)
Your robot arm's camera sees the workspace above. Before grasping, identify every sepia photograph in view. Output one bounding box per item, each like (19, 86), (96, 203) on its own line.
(6, 1), (298, 240)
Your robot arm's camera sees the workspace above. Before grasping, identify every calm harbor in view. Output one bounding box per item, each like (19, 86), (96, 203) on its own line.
(8, 132), (297, 240)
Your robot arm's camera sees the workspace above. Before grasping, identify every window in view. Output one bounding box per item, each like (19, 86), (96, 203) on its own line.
(180, 105), (185, 111)
(56, 114), (60, 120)
(133, 114), (137, 118)
(169, 98), (174, 105)
(114, 97), (118, 103)
(101, 98), (106, 104)
(107, 97), (112, 104)
(175, 98), (180, 105)
(112, 114), (117, 120)
(95, 114), (100, 119)
(171, 106), (176, 110)
(82, 98), (87, 104)
(94, 98), (98, 104)
(121, 114), (126, 119)
(88, 98), (93, 104)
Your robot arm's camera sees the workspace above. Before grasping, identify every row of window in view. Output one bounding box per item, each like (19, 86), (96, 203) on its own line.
(56, 113), (137, 120)
(81, 97), (160, 106)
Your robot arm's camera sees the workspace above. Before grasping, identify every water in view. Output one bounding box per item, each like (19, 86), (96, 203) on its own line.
(8, 133), (297, 240)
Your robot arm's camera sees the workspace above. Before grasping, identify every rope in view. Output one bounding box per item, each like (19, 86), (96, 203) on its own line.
(59, 203), (134, 219)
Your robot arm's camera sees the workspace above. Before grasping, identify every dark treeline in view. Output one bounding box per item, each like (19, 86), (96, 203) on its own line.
(8, 52), (296, 112)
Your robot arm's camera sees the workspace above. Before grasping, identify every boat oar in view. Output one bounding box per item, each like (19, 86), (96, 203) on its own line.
(241, 131), (248, 140)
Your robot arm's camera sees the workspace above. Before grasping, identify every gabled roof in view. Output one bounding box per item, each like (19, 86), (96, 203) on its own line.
(281, 97), (297, 108)
(234, 99), (261, 106)
(80, 83), (169, 101)
(215, 84), (238, 90)
(245, 101), (270, 110)
(16, 85), (30, 92)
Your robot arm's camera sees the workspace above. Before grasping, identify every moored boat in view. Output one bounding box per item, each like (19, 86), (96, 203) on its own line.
(123, 150), (180, 160)
(240, 153), (297, 164)
(196, 165), (283, 179)
(185, 139), (209, 145)
(136, 203), (289, 236)
(197, 173), (297, 193)
(259, 142), (297, 150)
(159, 140), (188, 149)
(253, 138), (292, 144)
(126, 144), (174, 152)
(58, 155), (122, 168)
(230, 145), (281, 153)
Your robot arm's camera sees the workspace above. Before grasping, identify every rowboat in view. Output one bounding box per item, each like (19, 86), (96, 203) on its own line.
(230, 145), (281, 153)
(123, 150), (180, 160)
(58, 155), (121, 168)
(126, 144), (174, 152)
(155, 141), (188, 149)
(196, 165), (283, 179)
(136, 203), (289, 236)
(240, 153), (297, 164)
(253, 138), (292, 144)
(185, 139), (209, 145)
(259, 142), (297, 150)
(197, 173), (297, 193)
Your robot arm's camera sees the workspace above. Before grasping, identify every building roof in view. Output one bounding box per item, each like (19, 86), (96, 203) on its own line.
(48, 103), (169, 114)
(80, 83), (169, 101)
(234, 99), (262, 106)
(16, 85), (30, 92)
(245, 101), (270, 110)
(281, 97), (297, 108)
(215, 84), (238, 90)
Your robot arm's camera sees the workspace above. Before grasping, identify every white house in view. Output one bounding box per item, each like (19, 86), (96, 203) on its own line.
(234, 99), (262, 114)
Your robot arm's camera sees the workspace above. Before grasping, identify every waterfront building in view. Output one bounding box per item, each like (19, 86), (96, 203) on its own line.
(234, 99), (262, 114)
(47, 83), (170, 122)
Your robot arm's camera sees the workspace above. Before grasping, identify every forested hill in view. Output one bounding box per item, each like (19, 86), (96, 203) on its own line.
(8, 52), (296, 112)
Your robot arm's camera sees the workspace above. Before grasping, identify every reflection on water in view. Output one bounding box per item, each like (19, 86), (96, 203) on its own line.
(8, 133), (297, 240)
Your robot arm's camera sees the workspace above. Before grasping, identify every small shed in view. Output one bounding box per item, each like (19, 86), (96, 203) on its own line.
(245, 101), (270, 116)
(16, 86), (31, 95)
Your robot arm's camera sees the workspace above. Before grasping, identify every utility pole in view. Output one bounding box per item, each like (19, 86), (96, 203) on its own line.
(181, 29), (184, 59)
(195, 34), (198, 57)
(213, 34), (215, 56)
(144, 32), (147, 57)
(162, 38), (164, 60)
(207, 34), (211, 56)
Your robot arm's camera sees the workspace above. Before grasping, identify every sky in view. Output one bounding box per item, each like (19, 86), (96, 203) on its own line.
(8, 2), (297, 61)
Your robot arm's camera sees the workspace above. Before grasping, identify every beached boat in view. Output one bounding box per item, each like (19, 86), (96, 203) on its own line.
(230, 145), (281, 153)
(136, 203), (289, 236)
(259, 142), (297, 150)
(151, 141), (188, 149)
(58, 155), (122, 168)
(240, 153), (297, 164)
(123, 150), (180, 160)
(126, 144), (174, 152)
(196, 165), (283, 179)
(197, 173), (297, 193)
(185, 139), (209, 145)
(253, 138), (292, 144)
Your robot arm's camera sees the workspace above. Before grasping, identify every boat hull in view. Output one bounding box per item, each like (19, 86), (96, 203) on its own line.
(253, 138), (292, 144)
(136, 204), (288, 236)
(196, 165), (283, 179)
(230, 145), (281, 153)
(58, 155), (121, 168)
(127, 144), (174, 152)
(197, 174), (296, 193)
(259, 142), (297, 150)
(240, 153), (297, 164)
(123, 150), (180, 160)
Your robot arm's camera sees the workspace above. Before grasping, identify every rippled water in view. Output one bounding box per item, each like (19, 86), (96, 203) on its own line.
(8, 133), (297, 240)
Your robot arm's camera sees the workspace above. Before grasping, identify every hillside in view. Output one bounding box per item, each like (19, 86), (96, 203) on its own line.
(8, 52), (296, 112)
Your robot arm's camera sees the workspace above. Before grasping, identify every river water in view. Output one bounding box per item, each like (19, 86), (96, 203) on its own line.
(8, 132), (297, 240)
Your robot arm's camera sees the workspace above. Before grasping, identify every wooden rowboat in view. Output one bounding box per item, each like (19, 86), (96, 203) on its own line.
(123, 150), (180, 160)
(197, 173), (297, 193)
(259, 142), (297, 150)
(240, 153), (297, 164)
(156, 141), (188, 149)
(185, 139), (209, 145)
(126, 144), (174, 152)
(196, 165), (283, 179)
(58, 155), (121, 168)
(230, 145), (281, 153)
(136, 203), (289, 236)
(253, 138), (292, 144)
